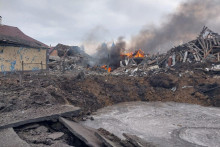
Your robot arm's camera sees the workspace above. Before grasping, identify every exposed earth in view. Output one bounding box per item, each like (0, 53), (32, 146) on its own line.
(0, 65), (220, 146)
(0, 67), (219, 116)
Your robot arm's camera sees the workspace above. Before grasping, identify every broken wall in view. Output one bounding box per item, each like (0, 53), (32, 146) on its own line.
(50, 49), (58, 57)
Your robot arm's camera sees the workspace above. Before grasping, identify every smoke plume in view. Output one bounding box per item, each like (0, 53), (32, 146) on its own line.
(130, 0), (220, 54)
(82, 25), (109, 55)
(94, 37), (126, 68)
(88, 0), (220, 67)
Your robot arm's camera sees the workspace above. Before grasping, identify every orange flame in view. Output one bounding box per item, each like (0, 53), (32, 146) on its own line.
(101, 65), (107, 70)
(121, 52), (133, 58)
(121, 49), (145, 58)
(134, 49), (145, 58)
(108, 67), (112, 72)
(101, 65), (112, 72)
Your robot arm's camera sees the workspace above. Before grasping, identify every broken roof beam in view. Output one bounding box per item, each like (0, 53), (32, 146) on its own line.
(197, 38), (207, 58)
(199, 26), (208, 38)
(183, 51), (188, 63)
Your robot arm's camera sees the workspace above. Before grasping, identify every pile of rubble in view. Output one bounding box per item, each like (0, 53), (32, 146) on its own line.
(46, 26), (220, 77)
(48, 44), (91, 72)
(114, 26), (220, 76)
(15, 121), (85, 147)
(112, 64), (161, 76)
(49, 56), (88, 72)
(159, 26), (220, 67)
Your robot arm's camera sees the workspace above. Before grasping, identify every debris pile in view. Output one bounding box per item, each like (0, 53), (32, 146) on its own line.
(48, 26), (220, 76)
(120, 49), (146, 67)
(160, 26), (220, 67)
(112, 64), (160, 76)
(48, 44), (91, 72)
(15, 121), (87, 147)
(113, 26), (220, 76)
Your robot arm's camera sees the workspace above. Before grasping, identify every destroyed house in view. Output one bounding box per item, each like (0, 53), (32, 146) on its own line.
(53, 43), (83, 57)
(49, 47), (58, 57)
(0, 24), (48, 72)
(160, 26), (220, 67)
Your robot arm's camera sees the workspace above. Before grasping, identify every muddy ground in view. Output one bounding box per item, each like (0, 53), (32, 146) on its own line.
(0, 66), (219, 118)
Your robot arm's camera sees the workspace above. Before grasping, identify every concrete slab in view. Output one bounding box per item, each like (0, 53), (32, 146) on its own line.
(123, 133), (156, 147)
(95, 132), (119, 147)
(0, 105), (80, 129)
(0, 128), (30, 147)
(59, 117), (103, 147)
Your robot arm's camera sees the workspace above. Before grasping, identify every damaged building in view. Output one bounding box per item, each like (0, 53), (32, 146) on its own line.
(0, 19), (48, 73)
(48, 43), (91, 71)
(160, 26), (220, 67)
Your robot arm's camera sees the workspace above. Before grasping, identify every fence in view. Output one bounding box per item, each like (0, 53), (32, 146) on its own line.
(0, 61), (48, 86)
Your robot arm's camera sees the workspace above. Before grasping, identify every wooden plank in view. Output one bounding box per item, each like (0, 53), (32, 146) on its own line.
(183, 51), (188, 63)
(95, 132), (119, 147)
(190, 43), (202, 52)
(198, 38), (206, 58)
(217, 53), (220, 61)
(198, 38), (205, 50)
(59, 117), (103, 147)
(193, 54), (199, 61)
(204, 47), (214, 59)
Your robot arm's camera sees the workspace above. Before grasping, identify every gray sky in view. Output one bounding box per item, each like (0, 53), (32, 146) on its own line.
(0, 0), (183, 54)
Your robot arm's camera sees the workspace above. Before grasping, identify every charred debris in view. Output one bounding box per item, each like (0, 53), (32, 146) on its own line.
(48, 26), (220, 76)
(159, 26), (220, 67)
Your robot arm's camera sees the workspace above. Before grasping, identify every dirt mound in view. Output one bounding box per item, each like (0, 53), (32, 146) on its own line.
(0, 69), (219, 116)
(149, 73), (176, 89)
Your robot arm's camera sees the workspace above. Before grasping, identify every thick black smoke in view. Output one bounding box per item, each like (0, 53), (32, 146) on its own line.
(130, 0), (220, 54)
(94, 37), (126, 68)
(89, 0), (220, 67)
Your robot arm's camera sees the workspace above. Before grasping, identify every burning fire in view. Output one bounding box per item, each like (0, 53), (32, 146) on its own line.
(99, 49), (145, 72)
(101, 65), (112, 72)
(121, 49), (145, 58)
(124, 52), (133, 58)
(101, 65), (107, 70)
(108, 67), (112, 72)
(134, 49), (145, 58)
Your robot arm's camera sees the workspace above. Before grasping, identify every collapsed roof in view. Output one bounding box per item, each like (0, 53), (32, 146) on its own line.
(53, 43), (89, 58)
(159, 26), (220, 67)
